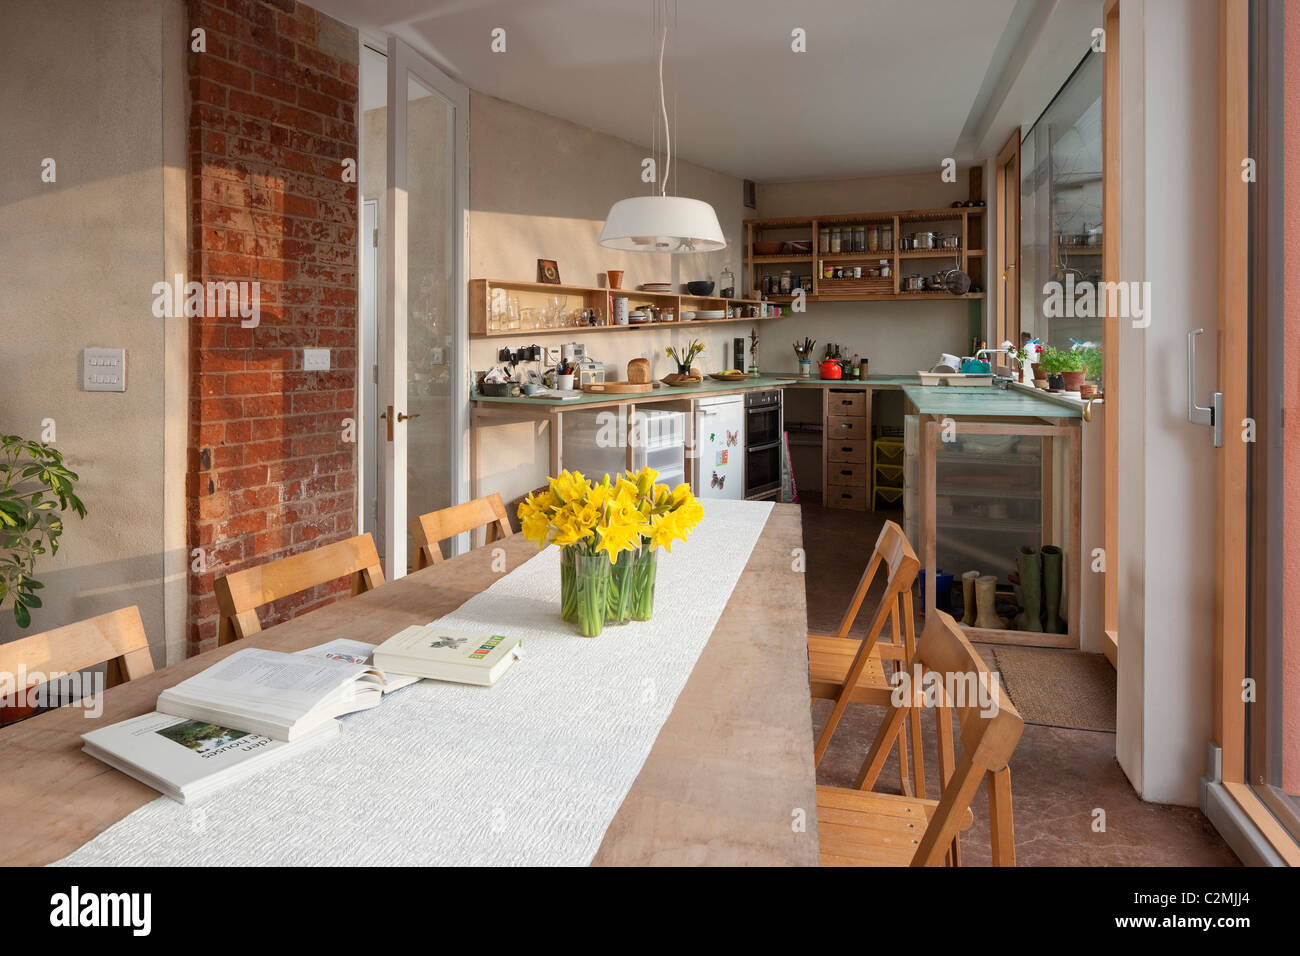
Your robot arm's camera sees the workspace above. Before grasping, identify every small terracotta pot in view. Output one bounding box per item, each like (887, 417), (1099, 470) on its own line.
(1062, 370), (1086, 390)
(1079, 384), (1097, 399)
(1032, 363), (1046, 381)
(606, 270), (624, 290)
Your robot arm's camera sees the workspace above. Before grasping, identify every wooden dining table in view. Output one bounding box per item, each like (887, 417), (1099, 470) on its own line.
(0, 503), (819, 866)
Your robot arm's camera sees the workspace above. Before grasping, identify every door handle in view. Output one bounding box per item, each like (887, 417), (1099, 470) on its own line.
(380, 406), (419, 442)
(1187, 329), (1223, 447)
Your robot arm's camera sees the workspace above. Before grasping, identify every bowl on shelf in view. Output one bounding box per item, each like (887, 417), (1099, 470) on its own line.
(752, 240), (784, 256)
(685, 280), (715, 296)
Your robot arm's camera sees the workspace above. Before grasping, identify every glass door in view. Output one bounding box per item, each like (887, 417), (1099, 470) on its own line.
(382, 38), (468, 577)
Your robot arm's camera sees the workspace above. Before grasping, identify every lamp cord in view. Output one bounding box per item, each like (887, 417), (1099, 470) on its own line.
(658, 7), (669, 197)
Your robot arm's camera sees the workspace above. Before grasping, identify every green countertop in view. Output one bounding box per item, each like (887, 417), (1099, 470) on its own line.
(471, 372), (1079, 418)
(472, 374), (798, 407)
(900, 385), (1082, 419)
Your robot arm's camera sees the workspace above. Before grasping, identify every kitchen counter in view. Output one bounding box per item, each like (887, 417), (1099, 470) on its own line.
(472, 375), (797, 407)
(901, 384), (1082, 418)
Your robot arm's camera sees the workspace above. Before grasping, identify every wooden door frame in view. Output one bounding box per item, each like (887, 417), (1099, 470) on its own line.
(1212, 0), (1299, 864)
(1101, 0), (1121, 666)
(994, 130), (1021, 349)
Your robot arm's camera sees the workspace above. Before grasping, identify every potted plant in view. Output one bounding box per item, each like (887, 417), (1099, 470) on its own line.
(1076, 344), (1103, 398)
(665, 339), (705, 377)
(0, 434), (86, 629)
(1038, 347), (1085, 391)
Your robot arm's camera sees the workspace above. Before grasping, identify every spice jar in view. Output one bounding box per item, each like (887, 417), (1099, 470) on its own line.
(819, 227), (830, 253)
(868, 225), (880, 251)
(853, 226), (866, 252)
(830, 228), (842, 253)
(882, 226), (893, 251)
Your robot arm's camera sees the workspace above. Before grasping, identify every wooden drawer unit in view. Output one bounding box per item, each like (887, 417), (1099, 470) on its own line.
(827, 391), (866, 418)
(828, 462), (869, 486)
(826, 482), (869, 511)
(827, 438), (867, 464)
(827, 415), (868, 440)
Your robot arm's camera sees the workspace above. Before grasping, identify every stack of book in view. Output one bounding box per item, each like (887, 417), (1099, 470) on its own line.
(81, 629), (521, 804)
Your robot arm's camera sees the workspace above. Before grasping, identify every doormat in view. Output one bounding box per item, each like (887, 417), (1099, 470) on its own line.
(991, 647), (1116, 733)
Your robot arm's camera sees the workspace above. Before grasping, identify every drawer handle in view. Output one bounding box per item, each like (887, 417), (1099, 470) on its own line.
(840, 469), (852, 476)
(841, 446), (853, 452)
(841, 493), (852, 499)
(840, 400), (852, 406)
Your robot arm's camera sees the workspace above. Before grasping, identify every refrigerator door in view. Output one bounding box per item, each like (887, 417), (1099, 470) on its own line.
(694, 396), (744, 500)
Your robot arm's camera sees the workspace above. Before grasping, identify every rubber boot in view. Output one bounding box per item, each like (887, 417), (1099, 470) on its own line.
(974, 574), (1006, 629)
(1041, 545), (1063, 633)
(961, 571), (979, 626)
(1014, 546), (1041, 631)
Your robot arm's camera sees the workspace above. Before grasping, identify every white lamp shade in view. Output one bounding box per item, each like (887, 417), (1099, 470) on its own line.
(599, 196), (727, 253)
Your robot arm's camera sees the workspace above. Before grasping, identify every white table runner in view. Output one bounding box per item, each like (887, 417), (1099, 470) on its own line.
(56, 498), (774, 866)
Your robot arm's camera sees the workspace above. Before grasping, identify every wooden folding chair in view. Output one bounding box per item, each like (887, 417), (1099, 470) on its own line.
(818, 610), (1025, 867)
(0, 607), (154, 720)
(215, 534), (384, 645)
(809, 520), (923, 796)
(410, 493), (513, 570)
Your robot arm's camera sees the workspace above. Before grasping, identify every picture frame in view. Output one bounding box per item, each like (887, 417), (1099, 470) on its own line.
(537, 259), (561, 284)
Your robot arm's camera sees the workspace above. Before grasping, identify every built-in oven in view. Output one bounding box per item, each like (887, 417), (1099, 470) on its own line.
(744, 388), (783, 500)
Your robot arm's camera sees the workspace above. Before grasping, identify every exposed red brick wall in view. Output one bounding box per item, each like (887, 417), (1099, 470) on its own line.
(186, 0), (359, 654)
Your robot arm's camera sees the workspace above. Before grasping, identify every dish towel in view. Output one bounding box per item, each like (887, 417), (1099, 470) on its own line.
(55, 498), (774, 866)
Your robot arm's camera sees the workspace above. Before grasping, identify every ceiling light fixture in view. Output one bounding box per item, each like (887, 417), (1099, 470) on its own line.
(599, 1), (725, 254)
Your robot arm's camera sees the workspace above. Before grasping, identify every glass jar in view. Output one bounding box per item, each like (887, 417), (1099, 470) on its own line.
(868, 225), (880, 251)
(630, 542), (657, 621)
(882, 226), (893, 251)
(830, 228), (842, 253)
(779, 270), (793, 294)
(879, 259), (891, 278)
(719, 264), (735, 299)
(571, 551), (610, 637)
(607, 548), (635, 625)
(818, 227), (830, 253)
(853, 226), (866, 252)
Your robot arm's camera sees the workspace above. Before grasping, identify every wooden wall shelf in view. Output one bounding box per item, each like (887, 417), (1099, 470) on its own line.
(743, 204), (987, 304)
(469, 279), (774, 339)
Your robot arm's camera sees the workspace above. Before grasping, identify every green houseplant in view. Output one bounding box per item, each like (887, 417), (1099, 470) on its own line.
(0, 434), (86, 628)
(1038, 347), (1086, 391)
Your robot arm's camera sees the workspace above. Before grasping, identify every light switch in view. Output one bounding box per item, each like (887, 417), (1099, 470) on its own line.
(83, 348), (126, 392)
(303, 348), (330, 371)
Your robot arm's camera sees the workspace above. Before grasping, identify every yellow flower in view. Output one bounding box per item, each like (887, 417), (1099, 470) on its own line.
(549, 470), (591, 506)
(596, 514), (643, 562)
(553, 509), (593, 546)
(634, 466), (658, 497)
(520, 509), (553, 547)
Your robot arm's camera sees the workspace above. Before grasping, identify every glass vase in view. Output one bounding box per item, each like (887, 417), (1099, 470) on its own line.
(630, 543), (658, 622)
(606, 548), (635, 625)
(560, 546), (577, 622)
(571, 552), (610, 637)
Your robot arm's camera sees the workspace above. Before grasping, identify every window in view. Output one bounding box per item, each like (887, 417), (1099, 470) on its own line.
(1019, 52), (1104, 352)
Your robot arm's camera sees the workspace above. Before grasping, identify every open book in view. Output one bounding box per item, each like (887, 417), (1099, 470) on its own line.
(373, 626), (522, 687)
(156, 648), (385, 741)
(295, 638), (421, 694)
(81, 712), (340, 804)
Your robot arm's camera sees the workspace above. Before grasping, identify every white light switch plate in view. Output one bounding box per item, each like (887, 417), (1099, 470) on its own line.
(83, 348), (126, 392)
(303, 348), (330, 371)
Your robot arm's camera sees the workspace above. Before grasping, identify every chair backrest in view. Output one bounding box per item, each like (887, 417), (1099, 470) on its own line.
(410, 494), (513, 570)
(909, 611), (1024, 867)
(0, 606), (153, 703)
(814, 521), (920, 765)
(214, 534), (384, 645)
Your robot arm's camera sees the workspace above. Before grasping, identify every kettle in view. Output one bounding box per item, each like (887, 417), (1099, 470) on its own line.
(818, 359), (843, 380)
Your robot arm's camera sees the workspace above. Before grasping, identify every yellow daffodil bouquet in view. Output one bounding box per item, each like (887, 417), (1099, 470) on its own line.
(517, 466), (703, 635)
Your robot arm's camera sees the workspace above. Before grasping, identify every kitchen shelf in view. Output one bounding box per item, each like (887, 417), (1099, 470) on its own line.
(469, 278), (775, 338)
(745, 203), (986, 304)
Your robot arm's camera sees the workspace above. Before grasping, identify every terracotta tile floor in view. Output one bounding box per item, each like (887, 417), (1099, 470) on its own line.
(800, 500), (1238, 866)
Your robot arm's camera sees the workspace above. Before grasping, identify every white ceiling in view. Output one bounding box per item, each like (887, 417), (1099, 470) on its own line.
(320, 0), (1025, 182)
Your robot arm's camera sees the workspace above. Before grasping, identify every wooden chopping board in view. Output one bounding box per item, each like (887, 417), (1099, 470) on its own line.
(582, 381), (658, 393)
